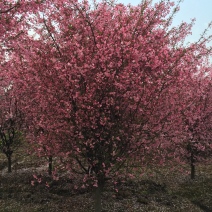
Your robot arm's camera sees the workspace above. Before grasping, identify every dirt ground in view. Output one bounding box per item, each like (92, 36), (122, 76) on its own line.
(1, 142), (212, 212)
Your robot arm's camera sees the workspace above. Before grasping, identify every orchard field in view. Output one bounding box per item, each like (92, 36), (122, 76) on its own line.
(2, 0), (212, 211)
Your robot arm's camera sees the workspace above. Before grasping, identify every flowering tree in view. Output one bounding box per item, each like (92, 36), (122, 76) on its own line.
(5, 0), (212, 211)
(179, 75), (212, 179)
(0, 0), (58, 176)
(158, 70), (212, 179)
(0, 87), (26, 173)
(0, 0), (50, 89)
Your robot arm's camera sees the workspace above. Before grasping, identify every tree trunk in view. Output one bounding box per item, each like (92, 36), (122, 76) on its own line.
(191, 163), (195, 179)
(94, 183), (102, 212)
(48, 156), (52, 176)
(94, 176), (105, 212)
(191, 152), (195, 179)
(8, 155), (12, 173)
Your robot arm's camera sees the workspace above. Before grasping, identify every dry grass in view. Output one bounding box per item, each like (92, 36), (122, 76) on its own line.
(0, 140), (212, 212)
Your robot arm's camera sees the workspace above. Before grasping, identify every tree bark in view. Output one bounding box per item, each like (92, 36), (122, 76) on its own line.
(191, 163), (195, 179)
(8, 155), (11, 173)
(191, 152), (195, 179)
(48, 156), (52, 176)
(94, 183), (102, 212)
(94, 176), (105, 212)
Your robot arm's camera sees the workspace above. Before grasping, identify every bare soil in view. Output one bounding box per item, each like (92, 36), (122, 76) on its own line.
(0, 141), (212, 212)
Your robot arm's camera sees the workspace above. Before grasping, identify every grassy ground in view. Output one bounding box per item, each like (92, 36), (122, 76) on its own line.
(0, 140), (212, 211)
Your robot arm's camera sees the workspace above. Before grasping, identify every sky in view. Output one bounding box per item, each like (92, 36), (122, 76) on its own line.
(84, 0), (212, 66)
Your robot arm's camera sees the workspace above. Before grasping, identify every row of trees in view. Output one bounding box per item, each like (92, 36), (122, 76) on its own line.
(1, 0), (212, 211)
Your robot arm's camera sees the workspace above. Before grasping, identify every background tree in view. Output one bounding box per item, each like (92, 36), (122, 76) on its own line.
(0, 87), (26, 173)
(181, 77), (212, 179)
(158, 71), (212, 179)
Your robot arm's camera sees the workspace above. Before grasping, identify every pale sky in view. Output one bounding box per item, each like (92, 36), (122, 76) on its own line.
(88, 0), (212, 46)
(85, 0), (212, 66)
